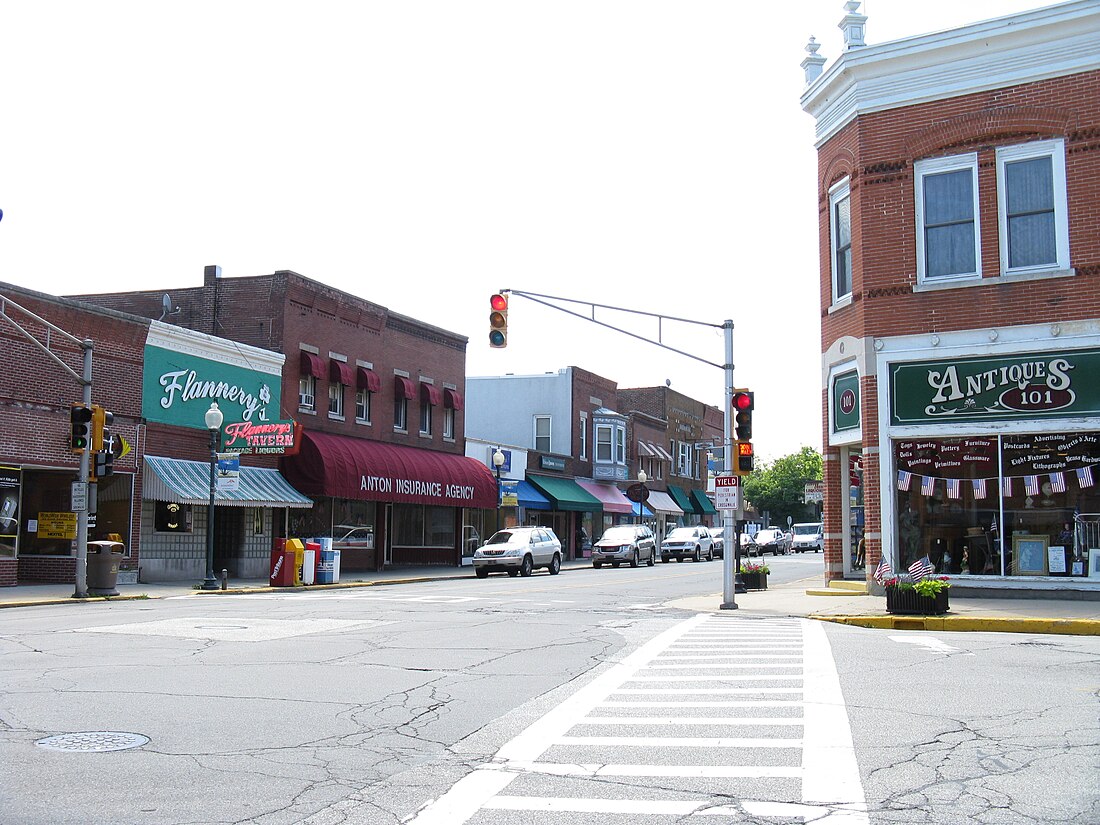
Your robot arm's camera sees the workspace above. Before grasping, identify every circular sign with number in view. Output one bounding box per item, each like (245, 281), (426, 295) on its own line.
(840, 388), (857, 415)
(626, 483), (650, 503)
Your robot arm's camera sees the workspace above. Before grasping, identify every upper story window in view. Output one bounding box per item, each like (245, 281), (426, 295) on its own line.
(829, 177), (852, 303)
(596, 424), (612, 461)
(443, 406), (454, 440)
(675, 441), (693, 477)
(579, 412), (588, 459)
(355, 389), (371, 423)
(915, 153), (980, 283)
(616, 426), (625, 463)
(534, 415), (551, 453)
(328, 381), (344, 419)
(996, 139), (1069, 275)
(299, 374), (316, 412)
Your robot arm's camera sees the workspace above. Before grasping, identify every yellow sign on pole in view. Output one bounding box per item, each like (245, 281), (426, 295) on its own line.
(38, 511), (78, 540)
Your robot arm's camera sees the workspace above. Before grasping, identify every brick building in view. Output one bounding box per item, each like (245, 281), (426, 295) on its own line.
(801, 1), (1100, 594)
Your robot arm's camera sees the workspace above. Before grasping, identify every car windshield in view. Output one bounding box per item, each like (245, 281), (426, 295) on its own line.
(794, 525), (820, 536)
(486, 530), (527, 545)
(756, 530), (779, 542)
(599, 527), (636, 542)
(666, 528), (696, 541)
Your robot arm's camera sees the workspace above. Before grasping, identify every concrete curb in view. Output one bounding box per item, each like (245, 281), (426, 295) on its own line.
(812, 614), (1100, 635)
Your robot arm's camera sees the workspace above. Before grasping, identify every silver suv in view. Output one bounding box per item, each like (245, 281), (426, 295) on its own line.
(592, 525), (656, 568)
(473, 527), (563, 578)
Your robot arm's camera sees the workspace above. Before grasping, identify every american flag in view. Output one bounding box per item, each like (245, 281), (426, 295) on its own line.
(990, 514), (998, 533)
(908, 556), (935, 581)
(972, 478), (988, 499)
(946, 479), (961, 499)
(1024, 475), (1040, 496)
(1077, 466), (1095, 489)
(897, 470), (912, 491)
(874, 554), (894, 583)
(1049, 472), (1066, 493)
(920, 475), (936, 496)
(1002, 476), (1013, 497)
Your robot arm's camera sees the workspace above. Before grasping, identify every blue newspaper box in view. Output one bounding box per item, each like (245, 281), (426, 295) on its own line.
(316, 538), (341, 584)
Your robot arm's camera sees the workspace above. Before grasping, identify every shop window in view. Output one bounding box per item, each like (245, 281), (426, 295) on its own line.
(915, 153), (980, 283)
(829, 177), (852, 303)
(893, 433), (1100, 578)
(155, 501), (193, 533)
(391, 504), (455, 548)
(996, 139), (1069, 274)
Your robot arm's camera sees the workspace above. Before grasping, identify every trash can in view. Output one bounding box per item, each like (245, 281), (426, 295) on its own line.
(317, 538), (341, 584)
(302, 541), (320, 585)
(270, 538), (296, 587)
(86, 541), (124, 596)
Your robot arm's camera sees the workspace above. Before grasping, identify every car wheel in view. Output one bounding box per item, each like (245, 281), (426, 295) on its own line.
(593, 561), (602, 569)
(519, 555), (534, 577)
(676, 556), (683, 562)
(549, 553), (561, 575)
(612, 562), (620, 568)
(630, 550), (639, 569)
(647, 551), (655, 567)
(507, 569), (519, 577)
(693, 547), (701, 562)
(662, 555), (670, 563)
(475, 568), (489, 579)
(707, 549), (714, 561)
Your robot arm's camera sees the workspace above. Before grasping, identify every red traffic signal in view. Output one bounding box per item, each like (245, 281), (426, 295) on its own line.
(489, 292), (509, 348)
(732, 389), (753, 440)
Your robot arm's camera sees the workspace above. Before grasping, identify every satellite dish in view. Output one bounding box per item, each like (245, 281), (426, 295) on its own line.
(158, 293), (180, 321)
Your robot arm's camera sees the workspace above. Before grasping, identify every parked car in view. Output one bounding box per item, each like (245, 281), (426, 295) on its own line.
(592, 525), (656, 568)
(708, 527), (725, 558)
(473, 527), (562, 578)
(661, 526), (713, 563)
(754, 528), (791, 556)
(740, 532), (760, 556)
(791, 522), (823, 553)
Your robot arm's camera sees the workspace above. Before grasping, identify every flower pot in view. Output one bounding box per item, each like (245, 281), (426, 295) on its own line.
(741, 571), (767, 591)
(886, 587), (949, 615)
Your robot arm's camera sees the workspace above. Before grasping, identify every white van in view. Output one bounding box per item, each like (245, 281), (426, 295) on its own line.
(791, 523), (823, 553)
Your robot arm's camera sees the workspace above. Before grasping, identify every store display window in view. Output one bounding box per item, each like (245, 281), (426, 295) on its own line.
(894, 433), (1100, 577)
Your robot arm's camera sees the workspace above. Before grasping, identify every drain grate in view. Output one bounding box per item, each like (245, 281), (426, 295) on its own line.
(35, 731), (149, 753)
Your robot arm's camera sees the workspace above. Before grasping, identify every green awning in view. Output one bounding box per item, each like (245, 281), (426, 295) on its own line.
(526, 475), (602, 512)
(666, 485), (695, 514)
(690, 489), (717, 515)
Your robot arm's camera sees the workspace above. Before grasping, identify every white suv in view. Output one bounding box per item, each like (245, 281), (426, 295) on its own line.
(660, 526), (714, 563)
(473, 527), (563, 578)
(791, 522), (823, 553)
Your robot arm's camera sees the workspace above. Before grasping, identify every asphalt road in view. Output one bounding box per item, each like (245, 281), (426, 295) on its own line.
(1, 555), (1096, 824)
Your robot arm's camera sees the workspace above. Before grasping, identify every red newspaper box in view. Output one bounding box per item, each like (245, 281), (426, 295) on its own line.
(269, 539), (296, 587)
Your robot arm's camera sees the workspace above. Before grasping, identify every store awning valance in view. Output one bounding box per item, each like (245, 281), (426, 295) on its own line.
(144, 456), (313, 508)
(394, 375), (415, 399)
(282, 430), (498, 508)
(300, 351), (325, 378)
(330, 359), (353, 385)
(515, 480), (551, 510)
(645, 490), (685, 516)
(420, 382), (441, 405)
(443, 388), (464, 410)
(357, 367), (381, 392)
(666, 485), (695, 514)
(526, 475), (602, 512)
(691, 489), (717, 515)
(575, 479), (634, 514)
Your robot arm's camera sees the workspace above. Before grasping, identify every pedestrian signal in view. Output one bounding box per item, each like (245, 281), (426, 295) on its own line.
(735, 441), (754, 475)
(489, 292), (508, 348)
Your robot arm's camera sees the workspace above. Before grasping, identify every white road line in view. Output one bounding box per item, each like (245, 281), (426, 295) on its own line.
(557, 736), (803, 748)
(484, 796), (708, 815)
(612, 687), (804, 695)
(504, 761), (802, 778)
(646, 663), (803, 669)
(580, 716), (803, 726)
(404, 768), (516, 825)
(627, 674), (803, 681)
(802, 619), (869, 823)
(889, 634), (966, 654)
(599, 700), (803, 708)
(657, 654), (803, 659)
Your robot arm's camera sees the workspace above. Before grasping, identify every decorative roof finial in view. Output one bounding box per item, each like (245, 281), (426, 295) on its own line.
(802, 36), (827, 84)
(840, 1), (867, 49)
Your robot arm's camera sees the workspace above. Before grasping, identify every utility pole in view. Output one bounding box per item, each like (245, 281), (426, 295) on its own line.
(0, 292), (94, 597)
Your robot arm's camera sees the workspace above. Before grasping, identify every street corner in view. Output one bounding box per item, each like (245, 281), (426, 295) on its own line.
(809, 613), (1100, 636)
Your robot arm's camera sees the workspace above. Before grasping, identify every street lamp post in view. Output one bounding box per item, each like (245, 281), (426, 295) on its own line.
(201, 402), (223, 591)
(636, 470), (647, 525)
(492, 448), (505, 533)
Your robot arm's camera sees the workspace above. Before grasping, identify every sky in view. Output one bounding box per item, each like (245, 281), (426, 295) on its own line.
(0, 0), (1053, 461)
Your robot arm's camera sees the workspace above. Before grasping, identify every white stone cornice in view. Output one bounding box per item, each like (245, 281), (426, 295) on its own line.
(147, 320), (285, 375)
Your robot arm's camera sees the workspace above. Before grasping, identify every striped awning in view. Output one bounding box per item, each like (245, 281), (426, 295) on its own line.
(645, 490), (685, 516)
(143, 456), (313, 508)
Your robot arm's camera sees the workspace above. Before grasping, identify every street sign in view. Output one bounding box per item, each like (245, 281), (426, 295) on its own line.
(216, 453), (240, 492)
(625, 483), (650, 503)
(71, 482), (88, 512)
(714, 475), (740, 510)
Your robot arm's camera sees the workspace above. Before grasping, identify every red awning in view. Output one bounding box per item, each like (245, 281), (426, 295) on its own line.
(300, 351), (325, 378)
(575, 479), (635, 514)
(357, 367), (381, 393)
(420, 382), (441, 405)
(329, 359), (353, 385)
(282, 430), (499, 508)
(443, 388), (464, 410)
(394, 375), (415, 399)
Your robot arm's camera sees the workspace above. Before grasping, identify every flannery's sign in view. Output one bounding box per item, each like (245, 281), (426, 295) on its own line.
(891, 348), (1100, 426)
(221, 420), (299, 455)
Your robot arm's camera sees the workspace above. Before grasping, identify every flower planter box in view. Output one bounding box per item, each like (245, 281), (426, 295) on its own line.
(740, 572), (767, 591)
(885, 587), (948, 615)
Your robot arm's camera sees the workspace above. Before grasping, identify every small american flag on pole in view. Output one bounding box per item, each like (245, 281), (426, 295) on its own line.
(1077, 466), (1095, 489)
(1049, 472), (1066, 493)
(1024, 475), (1040, 496)
(908, 556), (935, 581)
(897, 470), (912, 491)
(920, 476), (936, 496)
(971, 478), (988, 499)
(946, 478), (961, 499)
(874, 554), (894, 583)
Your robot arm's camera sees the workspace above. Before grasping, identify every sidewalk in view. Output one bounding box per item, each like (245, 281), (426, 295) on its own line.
(3, 563), (1099, 635)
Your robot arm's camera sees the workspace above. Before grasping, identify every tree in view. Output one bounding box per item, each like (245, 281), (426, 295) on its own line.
(742, 446), (822, 528)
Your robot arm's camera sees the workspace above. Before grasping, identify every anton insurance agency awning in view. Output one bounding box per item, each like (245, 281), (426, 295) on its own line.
(575, 479), (634, 514)
(143, 456), (313, 508)
(666, 485), (696, 514)
(283, 430), (498, 508)
(526, 475), (603, 512)
(515, 480), (551, 510)
(690, 489), (718, 516)
(644, 490), (685, 516)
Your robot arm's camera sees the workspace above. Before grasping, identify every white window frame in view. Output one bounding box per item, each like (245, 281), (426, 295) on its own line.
(419, 399), (432, 436)
(615, 426), (625, 464)
(355, 388), (371, 424)
(299, 374), (316, 412)
(579, 412), (588, 460)
(394, 395), (408, 432)
(996, 138), (1069, 276)
(595, 424), (613, 462)
(829, 177), (852, 304)
(443, 406), (454, 440)
(534, 415), (551, 453)
(328, 381), (344, 419)
(915, 152), (981, 284)
(676, 441), (692, 477)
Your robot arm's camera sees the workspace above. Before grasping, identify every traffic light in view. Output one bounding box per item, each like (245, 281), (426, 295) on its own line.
(91, 406), (115, 479)
(489, 292), (508, 348)
(732, 389), (754, 440)
(735, 440), (755, 475)
(70, 404), (93, 452)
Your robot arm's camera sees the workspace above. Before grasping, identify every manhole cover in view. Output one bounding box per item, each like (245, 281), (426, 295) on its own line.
(35, 732), (149, 752)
